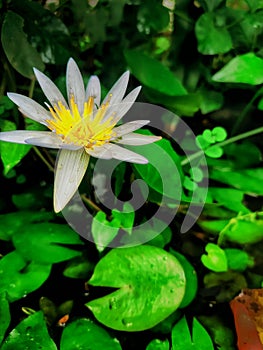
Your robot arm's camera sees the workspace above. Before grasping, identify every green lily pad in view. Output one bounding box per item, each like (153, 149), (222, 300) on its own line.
(0, 251), (51, 302)
(0, 292), (10, 344)
(60, 318), (122, 350)
(12, 223), (83, 264)
(86, 246), (186, 331)
(170, 250), (198, 308)
(0, 311), (57, 350)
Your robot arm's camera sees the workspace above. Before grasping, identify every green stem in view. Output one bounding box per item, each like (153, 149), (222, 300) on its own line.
(81, 194), (102, 212)
(28, 77), (36, 99)
(231, 87), (263, 136)
(173, 10), (194, 25)
(33, 146), (54, 172)
(181, 126), (263, 166)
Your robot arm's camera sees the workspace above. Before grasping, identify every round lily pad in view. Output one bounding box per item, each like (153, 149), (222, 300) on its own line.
(86, 245), (186, 331)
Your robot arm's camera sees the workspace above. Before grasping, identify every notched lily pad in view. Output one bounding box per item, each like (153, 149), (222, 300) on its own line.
(12, 223), (84, 264)
(86, 245), (186, 331)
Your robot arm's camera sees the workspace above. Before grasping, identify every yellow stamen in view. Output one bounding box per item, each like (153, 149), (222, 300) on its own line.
(45, 95), (117, 149)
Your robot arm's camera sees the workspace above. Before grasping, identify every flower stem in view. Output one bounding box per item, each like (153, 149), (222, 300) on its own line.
(33, 146), (54, 172)
(81, 194), (102, 212)
(181, 126), (263, 166)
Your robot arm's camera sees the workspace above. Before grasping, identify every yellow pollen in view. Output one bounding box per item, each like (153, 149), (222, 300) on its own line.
(45, 96), (117, 148)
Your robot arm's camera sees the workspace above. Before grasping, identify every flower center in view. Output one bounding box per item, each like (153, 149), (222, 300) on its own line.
(46, 96), (117, 149)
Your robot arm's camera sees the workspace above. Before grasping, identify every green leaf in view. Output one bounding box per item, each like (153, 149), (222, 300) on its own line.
(0, 96), (14, 113)
(60, 318), (122, 350)
(208, 187), (250, 213)
(129, 136), (184, 201)
(197, 218), (231, 235)
(200, 89), (224, 114)
(224, 141), (261, 168)
(1, 11), (45, 78)
(196, 135), (211, 149)
(189, 167), (204, 182)
(204, 145), (224, 158)
(171, 316), (214, 350)
(86, 246), (186, 331)
(183, 176), (197, 191)
(146, 339), (170, 350)
(0, 211), (54, 241)
(170, 250), (198, 308)
(124, 50), (187, 96)
(201, 243), (228, 272)
(203, 271), (247, 302)
(195, 13), (232, 54)
(111, 203), (135, 235)
(224, 248), (253, 271)
(12, 223), (83, 264)
(258, 96), (263, 110)
(147, 222), (172, 249)
(198, 315), (235, 350)
(0, 311), (57, 350)
(212, 127), (227, 142)
(0, 292), (10, 344)
(218, 212), (263, 244)
(209, 168), (263, 195)
(245, 0), (263, 11)
(91, 211), (120, 252)
(212, 52), (263, 84)
(137, 2), (170, 32)
(0, 251), (51, 302)
(63, 255), (94, 279)
(0, 120), (31, 176)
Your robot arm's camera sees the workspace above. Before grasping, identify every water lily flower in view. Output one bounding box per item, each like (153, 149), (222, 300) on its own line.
(0, 58), (161, 212)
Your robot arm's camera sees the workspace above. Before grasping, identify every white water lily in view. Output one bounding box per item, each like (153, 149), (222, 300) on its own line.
(0, 58), (160, 212)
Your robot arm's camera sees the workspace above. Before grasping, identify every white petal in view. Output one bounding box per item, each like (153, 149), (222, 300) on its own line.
(113, 120), (149, 137)
(0, 130), (53, 144)
(25, 134), (82, 150)
(108, 143), (148, 164)
(86, 144), (113, 159)
(86, 75), (101, 107)
(115, 133), (161, 145)
(54, 149), (90, 213)
(88, 143), (148, 164)
(33, 68), (68, 108)
(66, 58), (85, 115)
(7, 93), (51, 125)
(103, 86), (141, 123)
(102, 71), (130, 107)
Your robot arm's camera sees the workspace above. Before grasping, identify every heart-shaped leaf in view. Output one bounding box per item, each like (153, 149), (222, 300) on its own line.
(0, 251), (51, 302)
(60, 318), (122, 350)
(201, 243), (228, 272)
(86, 245), (186, 331)
(195, 13), (232, 55)
(0, 311), (57, 350)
